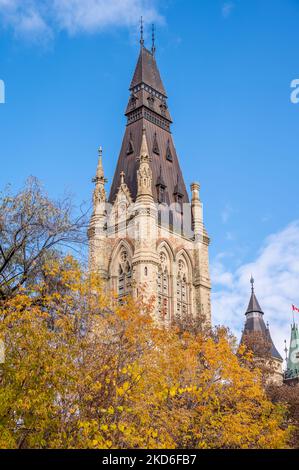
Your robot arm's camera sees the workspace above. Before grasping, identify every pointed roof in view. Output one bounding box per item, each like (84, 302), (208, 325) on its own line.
(174, 174), (185, 197)
(109, 42), (189, 209)
(130, 46), (166, 96)
(140, 126), (149, 159)
(241, 278), (282, 361)
(95, 146), (104, 180)
(156, 165), (166, 188)
(245, 276), (263, 314)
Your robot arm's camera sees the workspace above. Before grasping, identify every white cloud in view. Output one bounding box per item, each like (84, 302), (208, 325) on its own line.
(0, 0), (51, 38)
(212, 221), (299, 358)
(222, 1), (235, 19)
(221, 203), (235, 224)
(0, 0), (162, 39)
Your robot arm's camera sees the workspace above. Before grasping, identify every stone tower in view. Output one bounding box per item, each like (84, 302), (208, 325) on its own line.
(240, 277), (283, 383)
(88, 36), (211, 325)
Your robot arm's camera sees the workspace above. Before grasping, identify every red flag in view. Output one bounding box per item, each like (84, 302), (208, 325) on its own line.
(292, 304), (299, 313)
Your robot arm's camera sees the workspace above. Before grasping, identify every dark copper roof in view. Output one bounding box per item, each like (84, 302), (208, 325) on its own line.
(241, 283), (282, 361)
(109, 45), (189, 206)
(130, 46), (166, 96)
(246, 292), (263, 315)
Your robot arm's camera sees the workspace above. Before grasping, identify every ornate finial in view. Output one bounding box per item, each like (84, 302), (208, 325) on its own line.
(93, 146), (105, 182)
(151, 24), (156, 55)
(284, 339), (288, 364)
(140, 126), (150, 160)
(92, 146), (107, 209)
(140, 16), (144, 47)
(137, 127), (152, 198)
(250, 275), (255, 293)
(120, 171), (125, 185)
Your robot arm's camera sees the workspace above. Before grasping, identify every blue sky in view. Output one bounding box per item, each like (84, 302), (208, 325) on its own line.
(0, 0), (299, 353)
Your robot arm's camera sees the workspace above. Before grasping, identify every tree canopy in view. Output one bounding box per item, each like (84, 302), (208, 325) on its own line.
(0, 256), (292, 449)
(0, 178), (87, 301)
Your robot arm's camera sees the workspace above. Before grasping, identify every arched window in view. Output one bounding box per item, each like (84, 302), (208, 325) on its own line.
(118, 249), (132, 300)
(157, 251), (170, 318)
(176, 258), (189, 318)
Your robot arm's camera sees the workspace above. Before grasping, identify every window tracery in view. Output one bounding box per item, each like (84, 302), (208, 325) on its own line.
(176, 258), (189, 318)
(157, 250), (170, 318)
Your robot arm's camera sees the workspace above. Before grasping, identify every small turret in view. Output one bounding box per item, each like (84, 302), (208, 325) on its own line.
(284, 322), (299, 384)
(240, 277), (283, 383)
(92, 146), (107, 215)
(88, 147), (108, 277)
(191, 182), (203, 237)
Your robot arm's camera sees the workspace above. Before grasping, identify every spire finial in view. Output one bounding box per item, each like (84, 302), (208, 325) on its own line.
(284, 339), (288, 365)
(151, 24), (156, 55)
(140, 16), (144, 47)
(250, 275), (255, 293)
(140, 125), (149, 159)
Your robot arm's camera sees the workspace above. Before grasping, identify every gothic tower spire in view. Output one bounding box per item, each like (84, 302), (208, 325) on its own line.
(151, 24), (156, 56)
(240, 278), (283, 382)
(89, 33), (212, 326)
(284, 321), (299, 384)
(140, 16), (144, 48)
(109, 37), (188, 206)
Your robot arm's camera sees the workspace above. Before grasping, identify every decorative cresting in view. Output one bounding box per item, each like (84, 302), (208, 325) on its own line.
(176, 257), (190, 318)
(137, 127), (153, 198)
(157, 249), (171, 319)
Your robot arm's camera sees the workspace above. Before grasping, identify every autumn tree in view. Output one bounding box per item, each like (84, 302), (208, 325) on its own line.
(0, 177), (87, 301)
(0, 255), (292, 449)
(238, 331), (279, 385)
(267, 383), (299, 448)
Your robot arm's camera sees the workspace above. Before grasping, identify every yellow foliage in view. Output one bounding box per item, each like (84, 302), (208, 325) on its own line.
(0, 255), (293, 449)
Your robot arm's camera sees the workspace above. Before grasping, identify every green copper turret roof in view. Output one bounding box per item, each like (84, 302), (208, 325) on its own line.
(285, 323), (299, 381)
